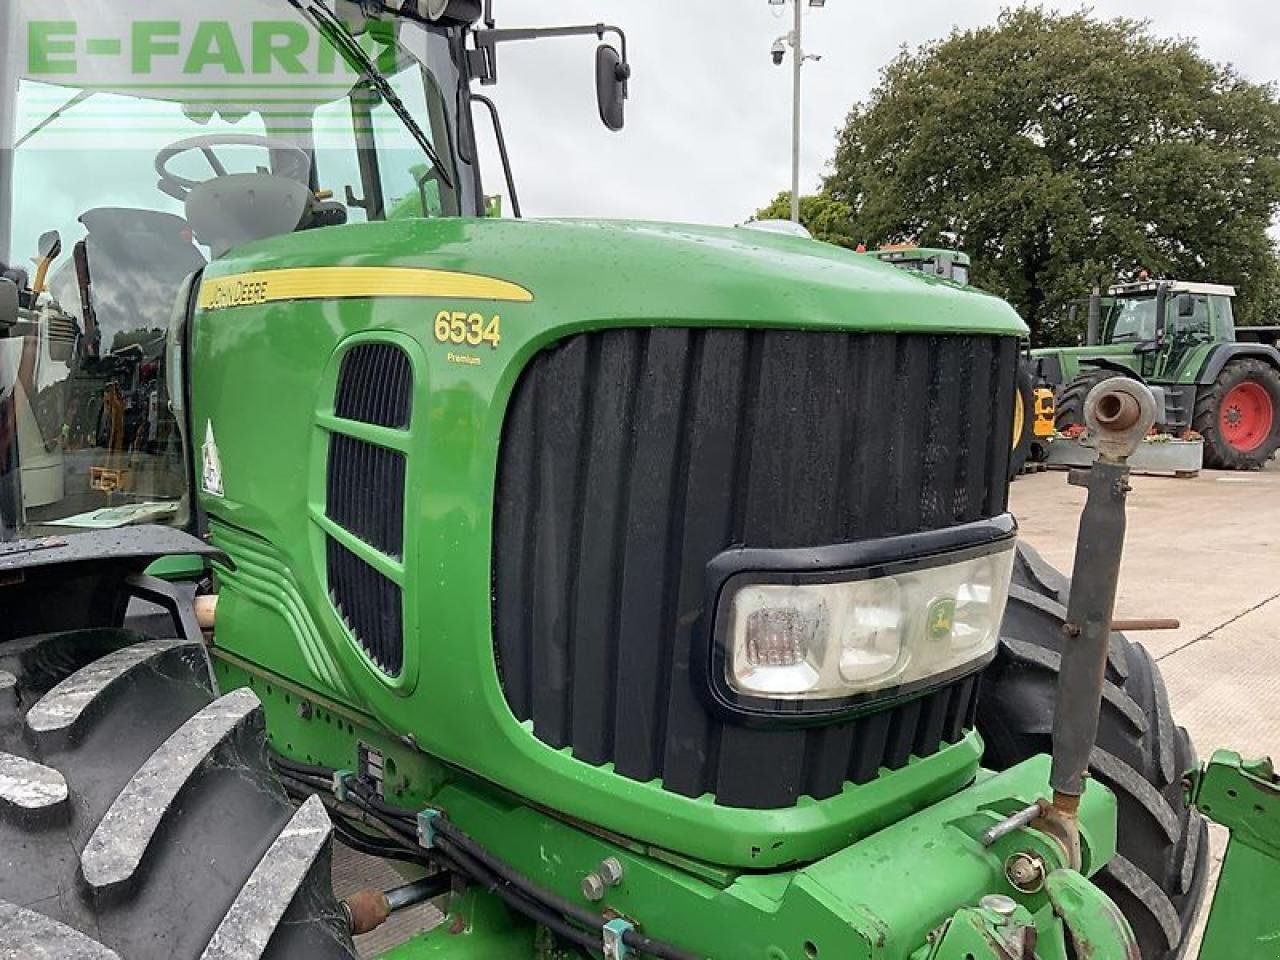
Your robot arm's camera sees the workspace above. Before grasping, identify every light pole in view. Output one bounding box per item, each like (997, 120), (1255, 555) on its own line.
(770, 0), (824, 224)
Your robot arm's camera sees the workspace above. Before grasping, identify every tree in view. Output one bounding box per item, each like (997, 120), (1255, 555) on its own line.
(752, 192), (858, 248)
(821, 7), (1280, 343)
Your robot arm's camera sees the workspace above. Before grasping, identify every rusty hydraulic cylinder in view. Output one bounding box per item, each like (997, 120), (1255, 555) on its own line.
(1046, 379), (1156, 861)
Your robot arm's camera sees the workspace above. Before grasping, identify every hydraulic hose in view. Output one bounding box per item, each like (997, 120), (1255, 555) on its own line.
(270, 750), (702, 960)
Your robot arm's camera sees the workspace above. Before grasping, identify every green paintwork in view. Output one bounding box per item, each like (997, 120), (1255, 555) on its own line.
(213, 656), (1119, 960)
(1193, 751), (1280, 956)
(143, 553), (207, 581)
(1043, 869), (1138, 958)
(1032, 344), (1139, 385)
(193, 216), (1024, 870)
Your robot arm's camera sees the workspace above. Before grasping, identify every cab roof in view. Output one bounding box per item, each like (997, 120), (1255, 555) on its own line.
(1109, 280), (1236, 298)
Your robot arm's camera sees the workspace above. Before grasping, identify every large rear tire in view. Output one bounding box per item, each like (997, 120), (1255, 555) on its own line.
(1054, 369), (1121, 433)
(0, 628), (356, 960)
(979, 544), (1209, 960)
(1192, 358), (1280, 470)
(1009, 364), (1036, 480)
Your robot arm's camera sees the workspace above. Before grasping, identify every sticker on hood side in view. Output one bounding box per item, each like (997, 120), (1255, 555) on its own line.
(202, 421), (224, 497)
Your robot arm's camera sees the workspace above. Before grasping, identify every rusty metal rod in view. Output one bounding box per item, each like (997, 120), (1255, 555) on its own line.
(1110, 618), (1180, 632)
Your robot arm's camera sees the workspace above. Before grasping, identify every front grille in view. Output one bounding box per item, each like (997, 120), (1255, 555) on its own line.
(335, 343), (413, 428)
(492, 328), (1016, 809)
(327, 538), (404, 675)
(326, 434), (406, 559)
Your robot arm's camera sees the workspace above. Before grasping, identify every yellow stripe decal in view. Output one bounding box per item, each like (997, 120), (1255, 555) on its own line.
(197, 266), (534, 311)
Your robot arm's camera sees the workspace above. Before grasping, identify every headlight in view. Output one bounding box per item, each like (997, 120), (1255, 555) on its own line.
(704, 518), (1016, 720)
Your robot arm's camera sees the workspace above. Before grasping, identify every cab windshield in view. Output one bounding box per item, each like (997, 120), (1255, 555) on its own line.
(0, 1), (467, 539)
(1102, 296), (1158, 344)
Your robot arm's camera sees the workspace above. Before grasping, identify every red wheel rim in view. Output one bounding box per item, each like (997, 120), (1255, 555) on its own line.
(1219, 381), (1274, 453)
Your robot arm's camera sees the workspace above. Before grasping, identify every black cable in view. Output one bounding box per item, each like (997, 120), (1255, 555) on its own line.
(433, 835), (601, 952)
(272, 751), (702, 959)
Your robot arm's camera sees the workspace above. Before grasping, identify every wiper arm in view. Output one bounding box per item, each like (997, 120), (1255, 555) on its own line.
(287, 0), (454, 190)
(17, 90), (94, 148)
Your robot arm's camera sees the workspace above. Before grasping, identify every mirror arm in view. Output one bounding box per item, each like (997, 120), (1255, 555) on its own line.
(470, 94), (521, 219)
(470, 23), (628, 86)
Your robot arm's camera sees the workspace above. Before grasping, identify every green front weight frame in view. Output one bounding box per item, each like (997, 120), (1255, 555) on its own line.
(1191, 751), (1280, 958)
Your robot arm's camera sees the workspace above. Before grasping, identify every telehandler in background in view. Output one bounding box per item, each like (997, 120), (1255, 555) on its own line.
(1, 2), (1278, 958)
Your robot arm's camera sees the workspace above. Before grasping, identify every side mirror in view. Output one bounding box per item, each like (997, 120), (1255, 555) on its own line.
(38, 230), (62, 262)
(0, 278), (17, 332)
(596, 44), (629, 132)
(32, 230), (63, 295)
(1178, 296), (1196, 318)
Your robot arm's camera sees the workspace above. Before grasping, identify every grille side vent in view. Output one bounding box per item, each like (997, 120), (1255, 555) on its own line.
(324, 341), (413, 679)
(326, 434), (406, 559)
(335, 343), (413, 429)
(327, 538), (404, 675)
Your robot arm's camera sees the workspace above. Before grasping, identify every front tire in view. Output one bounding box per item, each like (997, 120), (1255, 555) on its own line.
(979, 544), (1209, 960)
(1054, 369), (1122, 433)
(1193, 358), (1280, 469)
(0, 628), (356, 959)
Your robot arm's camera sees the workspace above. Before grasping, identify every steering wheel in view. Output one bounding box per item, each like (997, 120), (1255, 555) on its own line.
(155, 134), (311, 201)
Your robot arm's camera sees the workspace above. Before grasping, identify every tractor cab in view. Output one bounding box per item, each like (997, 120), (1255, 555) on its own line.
(872, 245), (971, 285)
(0, 0), (629, 541)
(1093, 280), (1236, 378)
(0, 2), (476, 540)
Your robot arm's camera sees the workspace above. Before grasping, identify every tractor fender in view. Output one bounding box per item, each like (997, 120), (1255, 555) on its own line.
(1080, 357), (1147, 383)
(1195, 343), (1280, 385)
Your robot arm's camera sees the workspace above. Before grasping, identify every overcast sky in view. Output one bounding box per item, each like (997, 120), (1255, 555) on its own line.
(474, 2), (1280, 226)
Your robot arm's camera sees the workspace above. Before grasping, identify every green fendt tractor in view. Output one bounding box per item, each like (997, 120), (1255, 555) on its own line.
(2, 3), (1278, 959)
(1031, 280), (1280, 469)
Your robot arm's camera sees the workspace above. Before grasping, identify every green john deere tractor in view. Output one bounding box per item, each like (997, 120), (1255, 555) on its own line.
(2, 3), (1278, 959)
(1031, 280), (1280, 469)
(869, 246), (1053, 478)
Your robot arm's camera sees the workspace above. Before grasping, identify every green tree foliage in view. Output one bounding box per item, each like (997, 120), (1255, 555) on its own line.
(753, 192), (858, 248)
(822, 7), (1280, 343)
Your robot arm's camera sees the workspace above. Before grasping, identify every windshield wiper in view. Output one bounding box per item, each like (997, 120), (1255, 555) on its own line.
(287, 0), (454, 190)
(16, 90), (94, 148)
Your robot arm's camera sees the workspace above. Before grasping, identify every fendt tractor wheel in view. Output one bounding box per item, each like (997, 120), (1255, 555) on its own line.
(980, 545), (1209, 960)
(0, 629), (356, 960)
(1054, 369), (1121, 434)
(1192, 358), (1280, 469)
(1009, 364), (1036, 480)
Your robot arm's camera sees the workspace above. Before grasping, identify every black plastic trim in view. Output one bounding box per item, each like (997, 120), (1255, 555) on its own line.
(698, 514), (1017, 726)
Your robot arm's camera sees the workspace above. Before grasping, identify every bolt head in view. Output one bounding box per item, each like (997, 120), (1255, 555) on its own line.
(598, 856), (625, 887)
(979, 893), (1018, 919)
(582, 872), (606, 902)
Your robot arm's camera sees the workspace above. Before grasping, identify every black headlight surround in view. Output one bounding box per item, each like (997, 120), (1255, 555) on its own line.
(696, 513), (1018, 727)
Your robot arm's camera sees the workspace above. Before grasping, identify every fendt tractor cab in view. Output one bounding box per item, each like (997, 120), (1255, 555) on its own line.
(1032, 280), (1280, 469)
(2, 4), (1278, 960)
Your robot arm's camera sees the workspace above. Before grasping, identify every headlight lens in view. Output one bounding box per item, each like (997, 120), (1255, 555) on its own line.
(725, 542), (1015, 702)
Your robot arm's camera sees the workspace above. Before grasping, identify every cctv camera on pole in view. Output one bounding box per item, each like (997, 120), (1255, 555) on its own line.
(768, 0), (825, 224)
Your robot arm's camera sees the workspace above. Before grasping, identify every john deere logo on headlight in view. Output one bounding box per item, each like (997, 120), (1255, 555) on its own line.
(927, 598), (956, 641)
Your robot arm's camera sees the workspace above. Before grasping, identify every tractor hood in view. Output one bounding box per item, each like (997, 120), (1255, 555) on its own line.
(208, 217), (1028, 338)
(193, 215), (1024, 869)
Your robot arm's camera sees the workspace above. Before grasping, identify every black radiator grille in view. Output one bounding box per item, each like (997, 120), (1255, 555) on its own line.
(492, 328), (1016, 809)
(335, 343), (413, 429)
(326, 434), (406, 559)
(327, 538), (404, 676)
